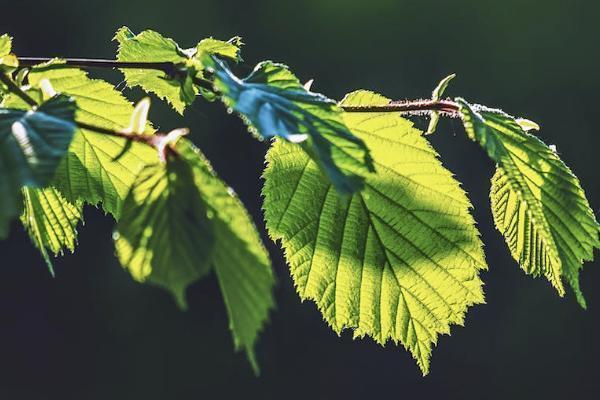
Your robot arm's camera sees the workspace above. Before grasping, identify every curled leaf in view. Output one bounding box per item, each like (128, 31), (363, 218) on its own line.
(207, 56), (374, 194)
(0, 94), (77, 237)
(124, 97), (151, 134)
(426, 73), (455, 135)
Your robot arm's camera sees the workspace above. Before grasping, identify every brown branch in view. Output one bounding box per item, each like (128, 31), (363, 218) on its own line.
(75, 121), (158, 146)
(17, 57), (463, 117)
(74, 121), (181, 159)
(2, 67), (181, 158)
(17, 57), (214, 92)
(341, 99), (460, 117)
(18, 57), (174, 72)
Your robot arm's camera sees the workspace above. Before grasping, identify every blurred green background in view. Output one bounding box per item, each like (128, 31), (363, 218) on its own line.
(1, 0), (600, 398)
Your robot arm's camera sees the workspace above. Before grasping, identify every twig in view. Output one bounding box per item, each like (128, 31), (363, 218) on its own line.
(17, 57), (214, 92)
(341, 99), (460, 117)
(1, 71), (177, 155)
(0, 72), (38, 107)
(17, 57), (463, 116)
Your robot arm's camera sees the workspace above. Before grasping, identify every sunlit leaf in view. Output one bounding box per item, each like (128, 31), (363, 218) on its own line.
(0, 34), (11, 57)
(114, 27), (241, 113)
(21, 186), (82, 273)
(0, 95), (77, 238)
(179, 140), (274, 372)
(114, 157), (214, 308)
(209, 57), (374, 194)
(10, 63), (160, 218)
(115, 138), (274, 370)
(263, 90), (486, 374)
(458, 98), (600, 306)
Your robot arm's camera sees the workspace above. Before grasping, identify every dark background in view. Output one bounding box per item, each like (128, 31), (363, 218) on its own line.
(1, 0), (600, 399)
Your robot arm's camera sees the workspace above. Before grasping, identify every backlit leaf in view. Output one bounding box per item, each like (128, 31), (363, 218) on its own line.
(115, 138), (274, 369)
(114, 27), (241, 113)
(458, 98), (600, 306)
(178, 140), (274, 372)
(0, 34), (11, 57)
(209, 57), (374, 194)
(21, 186), (82, 272)
(20, 63), (159, 218)
(263, 90), (486, 374)
(0, 95), (77, 237)
(114, 156), (214, 308)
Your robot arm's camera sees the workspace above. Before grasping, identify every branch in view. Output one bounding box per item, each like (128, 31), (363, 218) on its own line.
(17, 57), (462, 117)
(340, 99), (460, 117)
(76, 121), (180, 160)
(18, 57), (174, 71)
(76, 121), (155, 145)
(17, 57), (214, 92)
(2, 71), (178, 156)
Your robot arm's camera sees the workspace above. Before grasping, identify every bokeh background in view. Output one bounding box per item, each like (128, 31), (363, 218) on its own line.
(1, 0), (600, 398)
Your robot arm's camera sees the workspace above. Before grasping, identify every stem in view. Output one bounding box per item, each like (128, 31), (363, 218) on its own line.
(75, 121), (158, 146)
(19, 57), (175, 72)
(75, 121), (179, 159)
(341, 99), (460, 117)
(2, 71), (174, 154)
(0, 72), (38, 107)
(17, 57), (214, 91)
(17, 57), (460, 117)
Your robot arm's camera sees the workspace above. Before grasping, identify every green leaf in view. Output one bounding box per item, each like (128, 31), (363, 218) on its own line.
(458, 98), (600, 306)
(114, 27), (191, 113)
(427, 73), (455, 135)
(0, 34), (17, 72)
(197, 37), (242, 62)
(115, 138), (274, 370)
(0, 35), (16, 97)
(18, 63), (159, 218)
(21, 186), (83, 273)
(114, 27), (241, 113)
(177, 139), (275, 374)
(114, 156), (214, 308)
(124, 97), (151, 135)
(0, 34), (10, 57)
(515, 118), (540, 132)
(0, 95), (77, 238)
(263, 90), (486, 374)
(208, 57), (374, 194)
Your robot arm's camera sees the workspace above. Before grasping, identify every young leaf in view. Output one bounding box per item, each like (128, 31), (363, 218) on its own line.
(208, 57), (374, 194)
(515, 118), (540, 132)
(263, 90), (486, 374)
(114, 158), (214, 309)
(0, 34), (18, 74)
(197, 37), (242, 62)
(0, 34), (16, 71)
(177, 139), (275, 374)
(426, 73), (455, 135)
(0, 35), (21, 101)
(114, 27), (241, 113)
(0, 34), (11, 57)
(21, 186), (83, 272)
(124, 97), (151, 134)
(458, 98), (600, 306)
(15, 64), (159, 218)
(0, 95), (77, 238)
